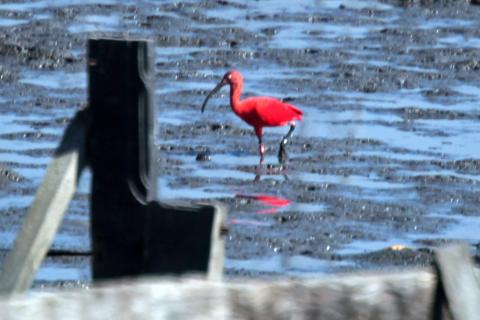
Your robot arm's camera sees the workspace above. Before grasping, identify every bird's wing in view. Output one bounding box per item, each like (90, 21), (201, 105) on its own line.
(244, 97), (303, 127)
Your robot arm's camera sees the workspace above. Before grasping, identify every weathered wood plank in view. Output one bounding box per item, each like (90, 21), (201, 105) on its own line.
(0, 109), (89, 295)
(207, 203), (226, 280)
(2, 244), (479, 319)
(0, 270), (437, 320)
(434, 244), (480, 320)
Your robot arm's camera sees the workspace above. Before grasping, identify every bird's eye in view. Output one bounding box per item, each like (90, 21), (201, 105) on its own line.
(228, 74), (232, 79)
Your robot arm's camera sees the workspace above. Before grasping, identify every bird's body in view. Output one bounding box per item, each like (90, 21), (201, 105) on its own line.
(233, 96), (303, 128)
(201, 70), (303, 164)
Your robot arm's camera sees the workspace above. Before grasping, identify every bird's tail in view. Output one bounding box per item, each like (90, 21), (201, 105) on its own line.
(290, 105), (303, 120)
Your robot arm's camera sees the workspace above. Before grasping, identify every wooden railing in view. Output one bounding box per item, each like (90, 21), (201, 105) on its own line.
(0, 244), (479, 320)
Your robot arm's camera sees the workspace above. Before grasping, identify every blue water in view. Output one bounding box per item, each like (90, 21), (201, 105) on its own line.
(20, 71), (86, 89)
(0, 0), (479, 282)
(226, 254), (353, 277)
(0, 18), (28, 27)
(68, 14), (121, 34)
(0, 0), (120, 11)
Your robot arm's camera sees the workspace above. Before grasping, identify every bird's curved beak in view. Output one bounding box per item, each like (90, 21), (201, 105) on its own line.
(201, 78), (228, 113)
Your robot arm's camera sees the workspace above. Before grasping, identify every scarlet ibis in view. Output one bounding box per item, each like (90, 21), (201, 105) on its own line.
(201, 70), (303, 165)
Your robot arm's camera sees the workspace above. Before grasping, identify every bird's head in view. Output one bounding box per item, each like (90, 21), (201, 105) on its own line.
(201, 70), (243, 113)
(223, 70), (243, 85)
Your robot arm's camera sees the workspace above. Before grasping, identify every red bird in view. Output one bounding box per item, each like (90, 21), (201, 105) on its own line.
(201, 70), (303, 165)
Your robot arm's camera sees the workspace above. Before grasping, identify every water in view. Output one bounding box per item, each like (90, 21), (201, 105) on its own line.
(297, 172), (412, 190)
(1, 0), (480, 283)
(0, 18), (28, 27)
(0, 195), (33, 209)
(337, 238), (413, 255)
(157, 177), (232, 200)
(36, 265), (91, 282)
(0, 0), (121, 11)
(152, 1), (480, 276)
(339, 213), (480, 256)
(438, 35), (480, 48)
(20, 71), (86, 90)
(434, 215), (480, 242)
(226, 254), (353, 277)
(68, 14), (121, 34)
(0, 230), (89, 251)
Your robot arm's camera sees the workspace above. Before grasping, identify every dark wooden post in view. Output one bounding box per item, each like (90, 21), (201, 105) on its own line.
(88, 38), (225, 280)
(145, 202), (225, 279)
(88, 38), (152, 278)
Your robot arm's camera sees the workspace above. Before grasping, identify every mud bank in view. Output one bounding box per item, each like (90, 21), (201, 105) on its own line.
(0, 0), (480, 286)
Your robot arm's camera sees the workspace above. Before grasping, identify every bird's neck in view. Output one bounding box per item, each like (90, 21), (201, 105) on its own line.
(229, 82), (243, 114)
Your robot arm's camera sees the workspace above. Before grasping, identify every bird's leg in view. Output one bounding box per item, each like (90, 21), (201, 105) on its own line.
(255, 127), (265, 166)
(259, 143), (265, 165)
(278, 122), (296, 164)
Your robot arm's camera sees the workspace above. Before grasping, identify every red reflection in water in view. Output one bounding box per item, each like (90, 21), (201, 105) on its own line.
(235, 193), (291, 214)
(257, 208), (278, 215)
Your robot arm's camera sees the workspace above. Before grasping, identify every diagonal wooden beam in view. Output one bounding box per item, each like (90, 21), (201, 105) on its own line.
(0, 109), (89, 295)
(434, 243), (480, 320)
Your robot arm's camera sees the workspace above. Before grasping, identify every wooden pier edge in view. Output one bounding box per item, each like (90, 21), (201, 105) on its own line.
(0, 245), (478, 319)
(0, 269), (438, 320)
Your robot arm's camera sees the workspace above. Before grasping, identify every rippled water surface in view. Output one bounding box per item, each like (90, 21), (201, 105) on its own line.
(1, 0), (480, 284)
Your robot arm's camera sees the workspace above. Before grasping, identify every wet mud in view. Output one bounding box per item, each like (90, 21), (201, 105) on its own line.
(1, 0), (480, 286)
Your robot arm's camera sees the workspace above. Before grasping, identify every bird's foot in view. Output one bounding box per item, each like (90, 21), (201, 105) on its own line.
(255, 162), (285, 174)
(267, 163), (285, 174)
(254, 163), (287, 182)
